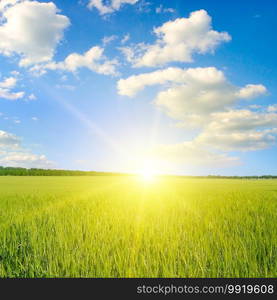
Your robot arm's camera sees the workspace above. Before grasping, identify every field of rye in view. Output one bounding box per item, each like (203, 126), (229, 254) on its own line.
(0, 176), (276, 278)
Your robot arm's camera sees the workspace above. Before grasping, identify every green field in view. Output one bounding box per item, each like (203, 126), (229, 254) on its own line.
(0, 176), (276, 278)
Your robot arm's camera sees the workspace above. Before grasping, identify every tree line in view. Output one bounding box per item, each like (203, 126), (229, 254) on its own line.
(0, 167), (123, 176)
(0, 166), (276, 178)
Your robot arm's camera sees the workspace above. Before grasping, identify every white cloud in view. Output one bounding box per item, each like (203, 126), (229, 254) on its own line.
(102, 35), (117, 45)
(55, 84), (76, 91)
(206, 110), (277, 132)
(267, 104), (277, 112)
(197, 130), (276, 152)
(150, 111), (277, 164)
(0, 0), (19, 12)
(0, 130), (20, 148)
(118, 65), (277, 160)
(0, 0), (70, 66)
(117, 67), (226, 97)
(121, 33), (130, 44)
(0, 76), (16, 88)
(152, 141), (240, 167)
(194, 109), (277, 151)
(117, 67), (267, 121)
(10, 70), (20, 77)
(88, 0), (139, 15)
(155, 5), (175, 14)
(31, 117), (39, 121)
(249, 104), (262, 110)
(60, 75), (67, 81)
(0, 76), (24, 100)
(151, 109), (277, 164)
(0, 129), (52, 168)
(28, 93), (37, 100)
(154, 84), (267, 122)
(236, 84), (267, 99)
(136, 0), (151, 13)
(0, 152), (52, 168)
(121, 10), (231, 67)
(34, 46), (119, 76)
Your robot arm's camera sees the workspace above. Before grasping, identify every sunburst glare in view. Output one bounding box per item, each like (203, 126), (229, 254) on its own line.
(139, 167), (157, 182)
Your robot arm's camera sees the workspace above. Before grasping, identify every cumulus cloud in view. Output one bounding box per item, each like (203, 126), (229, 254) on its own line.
(0, 130), (21, 148)
(0, 76), (24, 100)
(88, 0), (139, 15)
(117, 67), (226, 97)
(154, 85), (267, 122)
(0, 151), (52, 168)
(152, 141), (240, 167)
(117, 67), (267, 121)
(0, 0), (70, 66)
(236, 84), (267, 99)
(121, 10), (231, 67)
(0, 0), (19, 12)
(194, 109), (277, 151)
(0, 76), (16, 88)
(0, 129), (52, 168)
(33, 46), (119, 76)
(151, 109), (277, 164)
(117, 65), (277, 163)
(197, 130), (276, 152)
(206, 110), (277, 132)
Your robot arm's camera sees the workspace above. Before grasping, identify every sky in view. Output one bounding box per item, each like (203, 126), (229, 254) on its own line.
(0, 0), (276, 176)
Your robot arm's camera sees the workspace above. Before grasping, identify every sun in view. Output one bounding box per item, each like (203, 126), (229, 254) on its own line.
(130, 157), (162, 182)
(138, 167), (157, 182)
(140, 170), (156, 182)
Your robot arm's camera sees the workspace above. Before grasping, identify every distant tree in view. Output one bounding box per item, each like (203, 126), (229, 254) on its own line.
(0, 166), (276, 178)
(0, 167), (126, 176)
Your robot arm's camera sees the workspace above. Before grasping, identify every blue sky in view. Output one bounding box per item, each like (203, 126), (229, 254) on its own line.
(0, 0), (276, 175)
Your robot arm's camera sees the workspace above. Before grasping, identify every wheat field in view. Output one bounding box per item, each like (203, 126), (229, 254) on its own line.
(0, 176), (276, 278)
